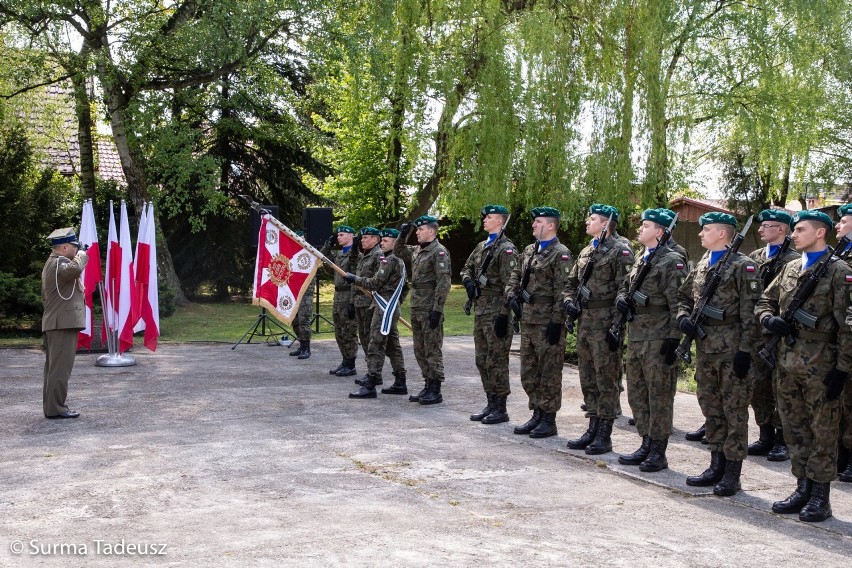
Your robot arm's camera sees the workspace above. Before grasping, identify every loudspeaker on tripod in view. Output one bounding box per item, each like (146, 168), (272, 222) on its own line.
(302, 207), (334, 248)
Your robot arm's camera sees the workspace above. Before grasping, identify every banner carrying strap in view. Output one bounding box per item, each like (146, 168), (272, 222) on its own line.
(373, 261), (406, 336)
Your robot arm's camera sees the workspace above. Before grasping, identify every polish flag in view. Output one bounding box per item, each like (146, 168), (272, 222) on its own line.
(117, 201), (137, 353)
(133, 203), (160, 351)
(77, 200), (102, 350)
(102, 202), (118, 341)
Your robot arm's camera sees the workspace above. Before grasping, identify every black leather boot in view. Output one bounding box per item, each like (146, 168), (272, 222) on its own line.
(686, 451), (726, 487)
(772, 477), (813, 514)
(639, 438), (669, 472)
(713, 459), (742, 496)
(381, 370), (408, 395)
(470, 394), (495, 421)
(514, 409), (542, 435)
(767, 428), (789, 462)
(840, 459), (852, 482)
(566, 416), (599, 450)
(355, 374), (383, 386)
(799, 482), (832, 522)
(329, 361), (346, 375)
(297, 340), (311, 359)
(419, 380), (443, 405)
(747, 423), (774, 456)
(529, 411), (558, 438)
(349, 374), (379, 399)
(335, 358), (357, 377)
(619, 435), (651, 465)
(482, 394), (510, 424)
(289, 342), (303, 356)
(585, 418), (614, 455)
(409, 382), (429, 402)
(685, 424), (706, 442)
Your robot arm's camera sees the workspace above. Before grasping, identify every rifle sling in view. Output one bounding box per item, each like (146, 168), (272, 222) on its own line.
(633, 304), (668, 315)
(700, 315), (741, 327)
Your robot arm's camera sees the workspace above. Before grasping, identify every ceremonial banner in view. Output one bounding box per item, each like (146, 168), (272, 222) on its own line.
(102, 202), (118, 342)
(373, 263), (406, 336)
(117, 201), (137, 352)
(77, 199), (102, 349)
(133, 203), (160, 351)
(252, 216), (320, 325)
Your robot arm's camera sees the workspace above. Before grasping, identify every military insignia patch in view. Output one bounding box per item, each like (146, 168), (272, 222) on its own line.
(438, 251), (446, 256)
(676, 263), (685, 270)
(749, 280), (759, 292)
(561, 254), (570, 261)
(745, 265), (756, 272)
(505, 249), (514, 254)
(846, 275), (852, 282)
(621, 250), (631, 256)
(381, 257), (387, 263)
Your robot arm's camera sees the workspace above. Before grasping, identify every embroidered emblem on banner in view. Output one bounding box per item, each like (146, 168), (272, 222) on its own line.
(265, 228), (278, 246)
(268, 254), (292, 286)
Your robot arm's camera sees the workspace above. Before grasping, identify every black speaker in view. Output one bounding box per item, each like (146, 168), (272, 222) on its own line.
(249, 205), (278, 247)
(302, 207), (334, 248)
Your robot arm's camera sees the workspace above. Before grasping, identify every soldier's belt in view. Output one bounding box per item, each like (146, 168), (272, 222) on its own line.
(633, 304), (668, 314)
(700, 315), (741, 327)
(526, 295), (557, 305)
(412, 282), (436, 289)
(584, 299), (614, 309)
(795, 329), (837, 343)
(335, 285), (352, 291)
(478, 289), (502, 296)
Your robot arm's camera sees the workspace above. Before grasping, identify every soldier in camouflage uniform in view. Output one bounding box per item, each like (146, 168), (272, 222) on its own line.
(616, 209), (686, 472)
(562, 204), (634, 454)
(678, 212), (762, 497)
(747, 209), (798, 461)
(837, 204), (852, 483)
(321, 226), (359, 376)
(756, 210), (852, 522)
(289, 228), (315, 359)
(506, 207), (573, 438)
(461, 205), (517, 424)
(345, 229), (407, 399)
(349, 227), (383, 379)
(394, 215), (452, 405)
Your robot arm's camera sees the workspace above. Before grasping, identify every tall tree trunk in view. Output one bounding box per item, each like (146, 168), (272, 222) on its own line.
(617, 3), (638, 198)
(778, 150), (793, 207)
(70, 71), (96, 202)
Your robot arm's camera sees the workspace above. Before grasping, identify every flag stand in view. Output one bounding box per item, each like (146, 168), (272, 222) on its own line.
(311, 277), (334, 333)
(95, 282), (136, 367)
(232, 308), (293, 349)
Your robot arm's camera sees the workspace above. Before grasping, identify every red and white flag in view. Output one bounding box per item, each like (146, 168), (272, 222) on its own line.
(77, 199), (102, 350)
(133, 203), (160, 351)
(252, 216), (319, 325)
(102, 202), (118, 341)
(117, 201), (137, 352)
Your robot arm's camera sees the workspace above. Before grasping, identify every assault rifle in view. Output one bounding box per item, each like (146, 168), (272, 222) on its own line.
(758, 236), (851, 369)
(759, 234), (792, 288)
(606, 213), (678, 350)
(464, 214), (511, 315)
(510, 235), (541, 320)
(676, 216), (753, 363)
(564, 211), (615, 333)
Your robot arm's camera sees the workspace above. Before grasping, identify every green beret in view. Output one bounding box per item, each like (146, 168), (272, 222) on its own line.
(294, 230), (305, 237)
(641, 209), (673, 227)
(791, 210), (834, 229)
(698, 212), (737, 227)
(337, 225), (355, 234)
(756, 209), (792, 226)
(47, 227), (80, 246)
(481, 204), (509, 216)
(838, 204), (852, 217)
(359, 226), (381, 236)
(530, 206), (560, 219)
(657, 208), (678, 226)
(380, 228), (400, 238)
(589, 204), (619, 222)
(412, 215), (438, 227)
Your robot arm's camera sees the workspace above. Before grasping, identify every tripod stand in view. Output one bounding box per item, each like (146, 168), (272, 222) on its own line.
(232, 308), (293, 349)
(310, 276), (335, 333)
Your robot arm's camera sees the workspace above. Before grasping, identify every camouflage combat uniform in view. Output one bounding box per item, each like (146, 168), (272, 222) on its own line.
(677, 252), (762, 461)
(350, 243), (382, 360)
(291, 275), (315, 343)
(757, 254), (852, 482)
(620, 249), (686, 440)
(507, 240), (573, 413)
(460, 236), (517, 396)
(563, 234), (634, 420)
(320, 242), (359, 363)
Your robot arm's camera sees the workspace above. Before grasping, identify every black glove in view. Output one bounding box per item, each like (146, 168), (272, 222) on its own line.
(324, 235), (336, 250)
(823, 368), (849, 401)
(508, 294), (523, 318)
(615, 295), (631, 315)
(400, 223), (412, 237)
(732, 350), (751, 378)
(346, 304), (356, 319)
(564, 300), (581, 320)
(463, 278), (477, 300)
(353, 234), (362, 250)
(428, 310), (442, 329)
(762, 315), (792, 337)
(660, 338), (679, 365)
(678, 316), (696, 338)
(493, 314), (509, 338)
(343, 272), (357, 283)
(545, 321), (562, 345)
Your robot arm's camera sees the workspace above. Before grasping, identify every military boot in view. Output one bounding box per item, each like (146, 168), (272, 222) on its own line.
(514, 409), (542, 435)
(799, 482), (832, 522)
(841, 460), (852, 482)
(470, 394), (495, 422)
(409, 382), (429, 402)
(289, 342), (303, 356)
(639, 438), (669, 472)
(482, 395), (510, 425)
(767, 428), (789, 462)
(529, 411), (558, 438)
(355, 374), (383, 386)
(772, 477), (812, 514)
(297, 340), (311, 359)
(566, 416), (599, 450)
(747, 423), (774, 456)
(419, 380), (443, 405)
(685, 424), (706, 442)
(713, 460), (742, 496)
(619, 435), (651, 465)
(381, 370), (408, 395)
(686, 451), (726, 487)
(335, 358), (357, 377)
(585, 418), (614, 455)
(349, 374), (379, 399)
(329, 361), (346, 375)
